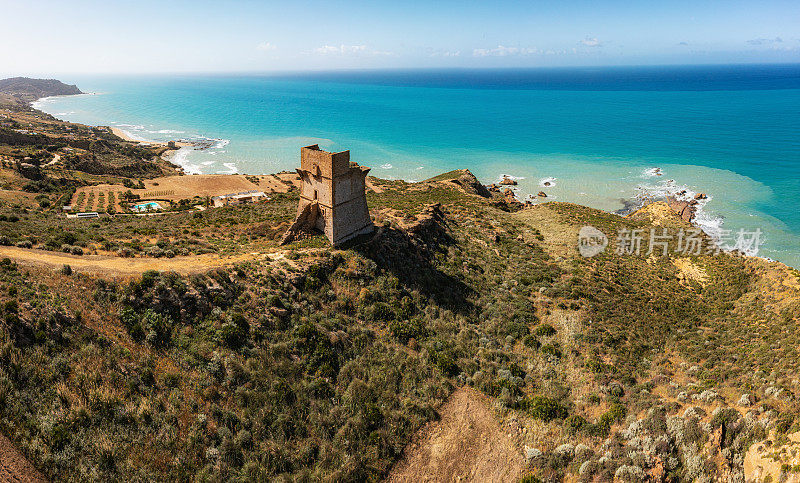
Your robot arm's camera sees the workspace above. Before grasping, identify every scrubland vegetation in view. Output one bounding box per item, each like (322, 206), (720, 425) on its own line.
(0, 191), (301, 258)
(0, 174), (799, 481)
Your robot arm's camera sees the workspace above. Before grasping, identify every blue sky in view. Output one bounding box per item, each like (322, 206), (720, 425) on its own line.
(2, 0), (799, 75)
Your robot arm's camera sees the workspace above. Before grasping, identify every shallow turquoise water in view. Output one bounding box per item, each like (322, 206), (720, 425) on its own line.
(34, 66), (800, 266)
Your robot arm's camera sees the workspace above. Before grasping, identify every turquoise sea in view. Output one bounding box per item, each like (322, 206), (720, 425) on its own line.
(34, 65), (800, 267)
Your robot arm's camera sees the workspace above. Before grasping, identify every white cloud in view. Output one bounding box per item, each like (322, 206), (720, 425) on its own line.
(256, 42), (277, 51)
(472, 45), (538, 57)
(313, 44), (394, 56)
(429, 50), (461, 58)
(580, 37), (602, 47)
(315, 44), (365, 54)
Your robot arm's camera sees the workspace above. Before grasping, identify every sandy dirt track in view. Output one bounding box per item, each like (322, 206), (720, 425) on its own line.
(0, 246), (266, 277)
(0, 433), (47, 483)
(387, 387), (524, 482)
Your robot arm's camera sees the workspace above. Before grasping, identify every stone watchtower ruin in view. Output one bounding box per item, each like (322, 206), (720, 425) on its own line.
(281, 145), (374, 246)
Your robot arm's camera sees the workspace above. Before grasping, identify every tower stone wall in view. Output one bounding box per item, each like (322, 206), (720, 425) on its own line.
(282, 145), (374, 246)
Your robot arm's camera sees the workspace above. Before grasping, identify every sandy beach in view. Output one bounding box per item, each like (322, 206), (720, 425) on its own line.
(110, 126), (193, 148)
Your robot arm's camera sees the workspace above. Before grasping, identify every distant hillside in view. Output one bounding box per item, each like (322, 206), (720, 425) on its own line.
(0, 77), (82, 109)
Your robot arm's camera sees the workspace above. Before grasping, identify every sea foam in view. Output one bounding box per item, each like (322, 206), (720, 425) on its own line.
(633, 175), (737, 252)
(539, 177), (557, 187)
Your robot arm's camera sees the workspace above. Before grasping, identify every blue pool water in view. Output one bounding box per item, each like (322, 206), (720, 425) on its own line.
(132, 202), (162, 212)
(34, 65), (800, 266)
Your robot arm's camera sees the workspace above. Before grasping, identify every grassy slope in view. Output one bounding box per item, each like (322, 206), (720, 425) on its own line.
(0, 179), (797, 481)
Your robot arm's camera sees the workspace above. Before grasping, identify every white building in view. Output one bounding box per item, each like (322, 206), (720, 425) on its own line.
(211, 190), (268, 208)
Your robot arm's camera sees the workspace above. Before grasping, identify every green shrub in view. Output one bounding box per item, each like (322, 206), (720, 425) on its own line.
(368, 302), (395, 322)
(220, 322), (246, 348)
(565, 414), (588, 433)
(585, 359), (614, 374)
(4, 300), (18, 313)
(523, 334), (541, 349)
(532, 324), (556, 337)
(389, 319), (427, 344)
(523, 396), (568, 421)
(541, 343), (562, 358)
(429, 349), (459, 377)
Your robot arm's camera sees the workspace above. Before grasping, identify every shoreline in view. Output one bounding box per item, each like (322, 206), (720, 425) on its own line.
(29, 92), (799, 268)
(32, 94), (225, 176)
(34, 95), (196, 150)
(26, 99), (734, 239)
(109, 126), (194, 148)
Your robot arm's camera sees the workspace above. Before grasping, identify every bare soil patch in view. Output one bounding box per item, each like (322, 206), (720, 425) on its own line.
(0, 189), (36, 207)
(387, 387), (524, 482)
(745, 431), (800, 482)
(672, 257), (709, 286)
(513, 203), (580, 259)
(0, 433), (47, 483)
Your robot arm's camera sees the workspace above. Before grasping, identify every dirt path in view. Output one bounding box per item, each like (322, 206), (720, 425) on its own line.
(387, 387), (524, 482)
(0, 433), (47, 483)
(366, 178), (384, 193)
(43, 153), (60, 167)
(0, 246), (271, 277)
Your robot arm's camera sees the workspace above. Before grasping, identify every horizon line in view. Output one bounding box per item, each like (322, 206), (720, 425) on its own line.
(4, 60), (800, 79)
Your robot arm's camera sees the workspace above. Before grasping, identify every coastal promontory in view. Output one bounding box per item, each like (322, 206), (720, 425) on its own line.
(0, 77), (83, 109)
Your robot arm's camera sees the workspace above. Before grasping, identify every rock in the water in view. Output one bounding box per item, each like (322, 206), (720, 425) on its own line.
(537, 191), (547, 198)
(500, 176), (518, 186)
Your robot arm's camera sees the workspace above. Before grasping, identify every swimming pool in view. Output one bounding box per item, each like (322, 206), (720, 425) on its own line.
(132, 202), (162, 212)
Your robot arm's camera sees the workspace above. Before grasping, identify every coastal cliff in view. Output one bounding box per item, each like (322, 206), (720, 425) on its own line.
(0, 77), (82, 109)
(0, 77), (179, 182)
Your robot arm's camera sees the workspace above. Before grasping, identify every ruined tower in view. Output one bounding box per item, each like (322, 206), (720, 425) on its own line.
(281, 145), (374, 246)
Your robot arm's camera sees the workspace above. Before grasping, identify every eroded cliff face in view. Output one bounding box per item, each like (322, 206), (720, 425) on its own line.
(0, 77), (82, 101)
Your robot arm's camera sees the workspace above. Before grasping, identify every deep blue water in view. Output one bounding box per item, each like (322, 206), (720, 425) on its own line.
(276, 64), (800, 91)
(34, 64), (800, 266)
